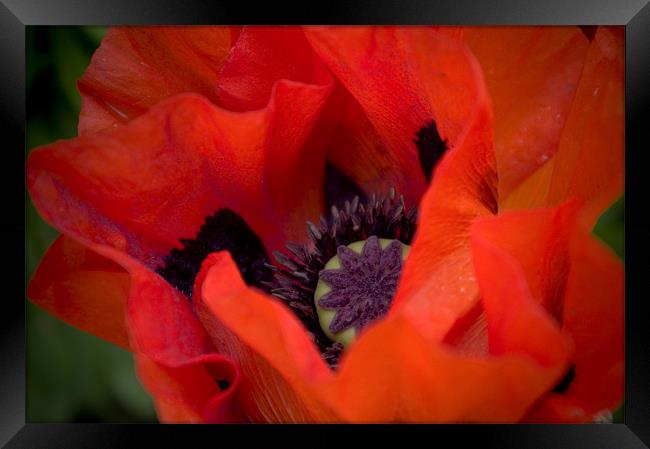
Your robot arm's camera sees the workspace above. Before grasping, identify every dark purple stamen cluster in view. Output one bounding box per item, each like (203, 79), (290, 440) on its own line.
(319, 236), (403, 334)
(266, 189), (417, 368)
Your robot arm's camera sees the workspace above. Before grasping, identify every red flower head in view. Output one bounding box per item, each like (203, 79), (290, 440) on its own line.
(27, 26), (623, 423)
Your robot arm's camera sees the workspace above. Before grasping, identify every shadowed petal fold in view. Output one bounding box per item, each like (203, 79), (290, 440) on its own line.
(44, 240), (244, 423)
(467, 203), (623, 422)
(122, 252), (242, 423)
(28, 83), (331, 269)
(305, 27), (487, 204)
(194, 252), (336, 422)
(391, 97), (497, 342)
(525, 225), (623, 422)
(28, 235), (131, 349)
(217, 26), (331, 111)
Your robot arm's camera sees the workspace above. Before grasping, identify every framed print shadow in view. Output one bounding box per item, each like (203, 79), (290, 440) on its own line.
(1, 0), (648, 447)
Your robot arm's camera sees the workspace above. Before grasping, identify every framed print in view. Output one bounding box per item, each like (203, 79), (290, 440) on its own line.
(2, 0), (649, 447)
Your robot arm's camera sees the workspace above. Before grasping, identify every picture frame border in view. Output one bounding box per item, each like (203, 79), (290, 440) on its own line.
(2, 0), (647, 446)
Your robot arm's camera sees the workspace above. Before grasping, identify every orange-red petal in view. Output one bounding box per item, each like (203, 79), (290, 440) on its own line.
(217, 27), (330, 111)
(545, 27), (624, 226)
(463, 26), (590, 199)
(464, 203), (623, 422)
(78, 26), (240, 134)
(28, 235), (131, 349)
(81, 243), (241, 423)
(304, 26), (487, 205)
(28, 86), (330, 268)
(194, 251), (336, 422)
(322, 314), (568, 423)
(135, 353), (242, 423)
(502, 27), (624, 226)
(526, 224), (623, 422)
(391, 94), (497, 342)
(317, 201), (576, 422)
(470, 210), (575, 366)
(321, 228), (573, 422)
(469, 201), (582, 320)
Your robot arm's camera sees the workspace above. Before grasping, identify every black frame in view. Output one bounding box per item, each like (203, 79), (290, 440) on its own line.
(3, 0), (649, 446)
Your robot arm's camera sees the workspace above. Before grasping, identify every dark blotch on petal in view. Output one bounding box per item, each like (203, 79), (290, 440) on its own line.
(552, 364), (576, 394)
(324, 162), (368, 215)
(157, 208), (272, 298)
(414, 120), (448, 183)
(579, 26), (598, 42)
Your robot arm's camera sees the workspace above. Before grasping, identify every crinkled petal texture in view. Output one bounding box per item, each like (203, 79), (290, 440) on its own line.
(30, 232), (242, 422)
(470, 203), (623, 422)
(78, 26), (240, 134)
(304, 26), (501, 344)
(304, 26), (489, 205)
(27, 26), (623, 423)
(28, 235), (131, 349)
(186, 27), (578, 422)
(500, 26), (624, 226)
(28, 57), (332, 421)
(462, 26), (591, 200)
(28, 85), (331, 264)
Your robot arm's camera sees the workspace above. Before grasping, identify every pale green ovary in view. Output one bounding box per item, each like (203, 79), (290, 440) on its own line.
(314, 238), (411, 348)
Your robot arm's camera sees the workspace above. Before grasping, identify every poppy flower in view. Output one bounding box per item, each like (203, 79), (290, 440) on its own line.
(27, 25), (623, 423)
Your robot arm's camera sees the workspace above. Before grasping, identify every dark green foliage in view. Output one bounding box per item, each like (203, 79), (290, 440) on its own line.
(26, 26), (156, 423)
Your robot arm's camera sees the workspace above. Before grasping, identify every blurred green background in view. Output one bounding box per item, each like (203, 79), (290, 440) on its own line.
(25, 26), (624, 422)
(26, 26), (156, 422)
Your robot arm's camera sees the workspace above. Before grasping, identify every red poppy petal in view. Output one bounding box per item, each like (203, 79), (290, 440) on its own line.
(194, 251), (336, 422)
(391, 97), (497, 342)
(135, 353), (242, 423)
(76, 242), (242, 423)
(217, 26), (330, 111)
(463, 203), (622, 422)
(470, 212), (574, 366)
(323, 313), (568, 422)
(469, 201), (582, 320)
(546, 27), (624, 226)
(29, 231), (241, 422)
(28, 85), (330, 267)
(78, 26), (240, 134)
(305, 81), (392, 200)
(304, 26), (487, 204)
(463, 26), (590, 199)
(502, 27), (624, 226)
(563, 229), (624, 414)
(323, 207), (572, 422)
(526, 226), (623, 422)
(27, 235), (130, 349)
(125, 264), (241, 424)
